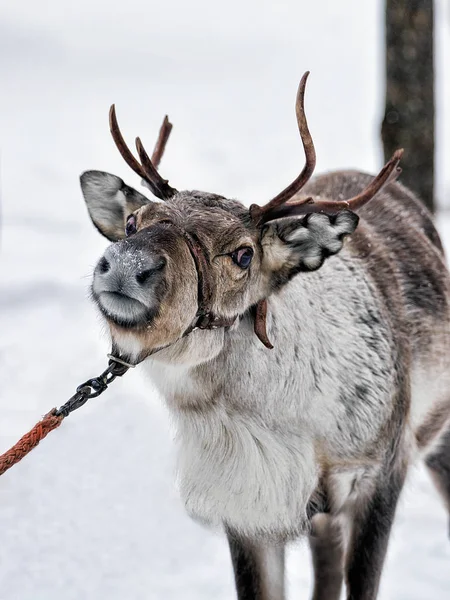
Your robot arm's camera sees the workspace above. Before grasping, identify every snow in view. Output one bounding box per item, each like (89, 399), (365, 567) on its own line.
(0, 1), (449, 598)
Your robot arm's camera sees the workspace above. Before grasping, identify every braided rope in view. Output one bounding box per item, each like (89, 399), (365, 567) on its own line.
(0, 358), (130, 478)
(0, 411), (64, 476)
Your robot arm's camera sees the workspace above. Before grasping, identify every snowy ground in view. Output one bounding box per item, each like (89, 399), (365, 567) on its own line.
(1, 1), (450, 598)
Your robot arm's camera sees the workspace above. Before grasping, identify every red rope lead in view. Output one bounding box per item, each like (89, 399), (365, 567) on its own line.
(0, 411), (64, 476)
(0, 358), (130, 478)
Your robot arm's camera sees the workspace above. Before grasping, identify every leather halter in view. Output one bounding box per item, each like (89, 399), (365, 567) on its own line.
(160, 220), (273, 347)
(159, 221), (236, 335)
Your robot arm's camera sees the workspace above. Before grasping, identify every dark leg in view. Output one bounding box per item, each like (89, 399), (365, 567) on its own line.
(344, 462), (407, 600)
(308, 513), (344, 600)
(227, 531), (285, 600)
(426, 426), (450, 530)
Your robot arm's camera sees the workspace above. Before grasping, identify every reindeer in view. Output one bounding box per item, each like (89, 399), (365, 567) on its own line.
(80, 72), (450, 600)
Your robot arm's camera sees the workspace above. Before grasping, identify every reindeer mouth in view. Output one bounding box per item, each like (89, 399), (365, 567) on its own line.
(94, 290), (156, 328)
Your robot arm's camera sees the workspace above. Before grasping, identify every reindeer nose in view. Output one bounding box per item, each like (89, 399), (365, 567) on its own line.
(93, 243), (165, 298)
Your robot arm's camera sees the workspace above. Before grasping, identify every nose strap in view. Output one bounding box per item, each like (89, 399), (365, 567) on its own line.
(156, 220), (272, 347)
(158, 221), (236, 335)
(180, 228), (271, 345)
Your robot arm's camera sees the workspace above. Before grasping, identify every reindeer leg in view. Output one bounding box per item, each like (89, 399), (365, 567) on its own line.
(344, 460), (407, 600)
(425, 425), (450, 534)
(227, 531), (285, 600)
(308, 513), (344, 600)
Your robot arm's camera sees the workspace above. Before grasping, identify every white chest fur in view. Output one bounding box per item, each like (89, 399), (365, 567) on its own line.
(175, 405), (318, 539)
(143, 358), (318, 539)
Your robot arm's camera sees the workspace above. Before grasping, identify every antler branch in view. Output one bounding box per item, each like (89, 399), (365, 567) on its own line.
(263, 149), (404, 222)
(109, 105), (177, 201)
(249, 71), (316, 226)
(151, 115), (173, 169)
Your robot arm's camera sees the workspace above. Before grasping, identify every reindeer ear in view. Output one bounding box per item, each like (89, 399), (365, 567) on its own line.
(80, 170), (152, 241)
(261, 211), (359, 283)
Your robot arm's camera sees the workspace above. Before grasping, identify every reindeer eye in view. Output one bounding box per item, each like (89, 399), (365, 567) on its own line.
(231, 247), (254, 269)
(125, 215), (137, 236)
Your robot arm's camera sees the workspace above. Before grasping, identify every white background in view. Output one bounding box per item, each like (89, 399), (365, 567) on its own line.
(1, 1), (449, 598)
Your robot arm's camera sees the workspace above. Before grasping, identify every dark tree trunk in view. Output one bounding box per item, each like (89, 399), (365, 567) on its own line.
(382, 0), (435, 212)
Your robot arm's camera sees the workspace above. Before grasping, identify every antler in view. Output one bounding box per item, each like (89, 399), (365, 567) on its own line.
(260, 149), (404, 222)
(150, 115), (173, 169)
(249, 72), (404, 226)
(249, 71), (316, 226)
(109, 105), (177, 200)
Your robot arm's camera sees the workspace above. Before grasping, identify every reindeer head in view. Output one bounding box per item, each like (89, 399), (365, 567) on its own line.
(81, 72), (402, 363)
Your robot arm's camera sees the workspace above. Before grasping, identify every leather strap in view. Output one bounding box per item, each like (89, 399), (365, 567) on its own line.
(181, 228), (272, 346)
(152, 220), (272, 347)
(159, 221), (237, 335)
